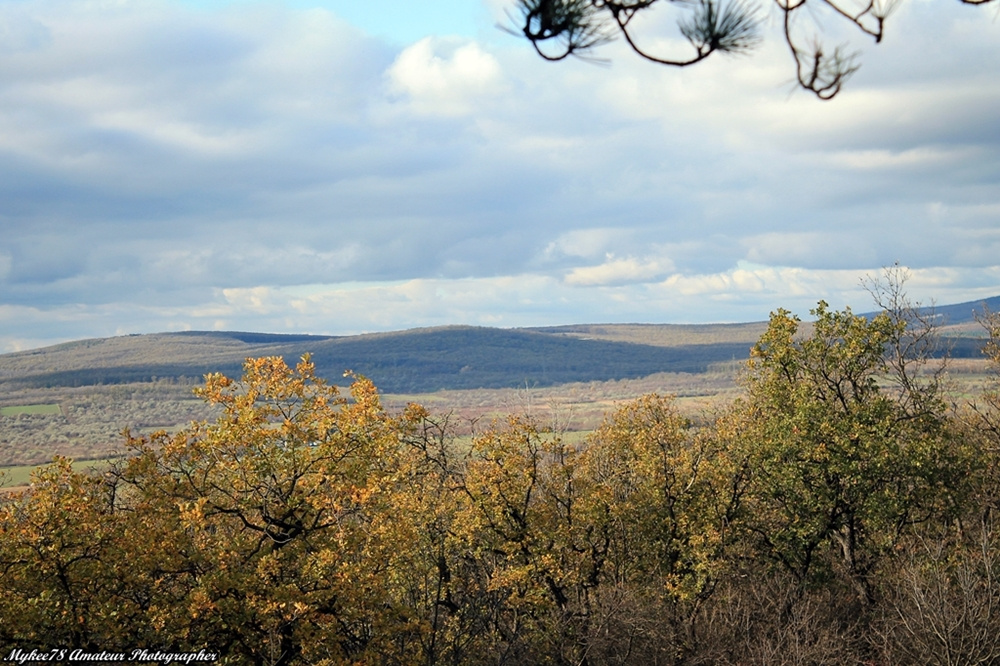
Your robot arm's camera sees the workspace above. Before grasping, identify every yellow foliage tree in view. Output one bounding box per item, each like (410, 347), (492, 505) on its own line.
(111, 356), (434, 664)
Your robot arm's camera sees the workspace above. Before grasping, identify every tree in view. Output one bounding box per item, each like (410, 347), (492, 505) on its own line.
(877, 517), (1000, 666)
(508, 0), (995, 98)
(445, 396), (747, 664)
(108, 356), (432, 664)
(451, 416), (601, 663)
(7, 297), (1000, 662)
(731, 299), (973, 603)
(0, 458), (131, 651)
(970, 307), (1000, 457)
(577, 394), (748, 661)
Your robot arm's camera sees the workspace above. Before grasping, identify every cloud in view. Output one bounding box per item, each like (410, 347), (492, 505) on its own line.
(4, 262), (1000, 353)
(387, 37), (507, 116)
(565, 255), (675, 286)
(742, 233), (880, 270)
(0, 0), (997, 352)
(543, 229), (634, 261)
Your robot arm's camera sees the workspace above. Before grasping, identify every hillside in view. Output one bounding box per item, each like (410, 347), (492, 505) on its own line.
(925, 294), (1000, 325)
(0, 294), (995, 394)
(0, 298), (996, 469)
(0, 325), (756, 394)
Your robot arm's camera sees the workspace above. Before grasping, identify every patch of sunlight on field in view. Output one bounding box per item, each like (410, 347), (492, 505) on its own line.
(383, 392), (450, 403)
(0, 458), (116, 488)
(1, 404), (61, 416)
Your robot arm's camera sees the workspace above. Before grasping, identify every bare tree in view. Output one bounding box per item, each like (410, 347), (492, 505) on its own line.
(862, 263), (949, 423)
(876, 520), (1000, 666)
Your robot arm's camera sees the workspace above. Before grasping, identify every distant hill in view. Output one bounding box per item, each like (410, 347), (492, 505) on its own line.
(0, 326), (755, 394)
(923, 295), (1000, 325)
(0, 294), (995, 394)
(860, 295), (1000, 327)
(526, 322), (773, 346)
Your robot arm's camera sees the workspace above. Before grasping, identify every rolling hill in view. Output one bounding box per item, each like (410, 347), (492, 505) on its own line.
(0, 326), (754, 394)
(0, 294), (995, 394)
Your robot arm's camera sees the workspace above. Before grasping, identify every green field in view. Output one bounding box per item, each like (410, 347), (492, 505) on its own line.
(1, 404), (61, 416)
(0, 458), (114, 488)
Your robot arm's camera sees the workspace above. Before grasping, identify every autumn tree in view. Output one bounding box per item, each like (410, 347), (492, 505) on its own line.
(732, 299), (973, 604)
(109, 356), (449, 665)
(0, 355), (458, 664)
(0, 458), (128, 651)
(446, 394), (749, 663)
(4, 294), (999, 663)
(447, 417), (592, 663)
(577, 394), (748, 661)
(385, 405), (493, 666)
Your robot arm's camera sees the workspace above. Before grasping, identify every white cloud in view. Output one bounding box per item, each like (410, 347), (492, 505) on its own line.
(742, 232), (881, 269)
(825, 146), (978, 171)
(0, 0), (997, 352)
(543, 229), (629, 260)
(660, 265), (866, 300)
(387, 37), (506, 116)
(565, 255), (675, 286)
(221, 286), (280, 314)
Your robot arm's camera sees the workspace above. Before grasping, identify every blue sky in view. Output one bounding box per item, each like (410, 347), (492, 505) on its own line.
(178, 0), (493, 44)
(0, 0), (998, 352)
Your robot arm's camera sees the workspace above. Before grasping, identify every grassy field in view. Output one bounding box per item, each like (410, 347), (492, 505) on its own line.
(0, 362), (994, 488)
(0, 380), (218, 468)
(0, 458), (115, 490)
(0, 315), (992, 486)
(0, 404), (61, 416)
(0, 365), (746, 486)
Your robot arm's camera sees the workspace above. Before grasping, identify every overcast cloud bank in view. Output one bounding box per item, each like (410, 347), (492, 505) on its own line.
(0, 0), (997, 352)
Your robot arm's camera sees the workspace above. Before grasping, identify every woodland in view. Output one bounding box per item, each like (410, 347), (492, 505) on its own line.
(2, 283), (1000, 665)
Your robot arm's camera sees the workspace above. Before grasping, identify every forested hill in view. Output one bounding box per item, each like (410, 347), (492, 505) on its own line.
(0, 326), (756, 394)
(923, 294), (1000, 324)
(0, 294), (994, 394)
(859, 294), (1000, 325)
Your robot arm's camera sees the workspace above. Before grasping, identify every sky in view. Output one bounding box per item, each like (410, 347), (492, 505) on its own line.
(0, 0), (998, 352)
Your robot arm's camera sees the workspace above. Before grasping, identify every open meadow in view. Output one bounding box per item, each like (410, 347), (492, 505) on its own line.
(0, 316), (993, 484)
(1, 356), (994, 486)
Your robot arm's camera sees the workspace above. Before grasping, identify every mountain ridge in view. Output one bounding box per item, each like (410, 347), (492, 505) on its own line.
(2, 295), (995, 394)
